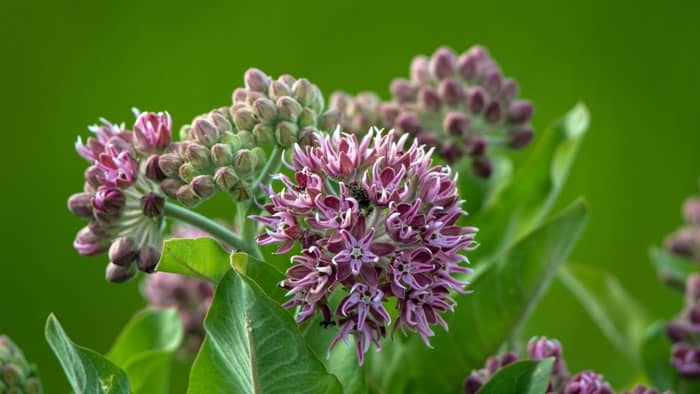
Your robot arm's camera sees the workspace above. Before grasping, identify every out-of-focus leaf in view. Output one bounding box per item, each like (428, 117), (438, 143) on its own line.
(641, 322), (678, 391)
(559, 264), (650, 364)
(187, 270), (342, 394)
(156, 237), (230, 283)
(470, 103), (590, 264)
(649, 246), (700, 290)
(45, 314), (130, 394)
(368, 199), (588, 393)
(478, 358), (554, 394)
(106, 308), (183, 394)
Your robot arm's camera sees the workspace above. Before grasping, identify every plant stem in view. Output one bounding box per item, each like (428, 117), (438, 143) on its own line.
(163, 202), (264, 261)
(252, 146), (283, 192)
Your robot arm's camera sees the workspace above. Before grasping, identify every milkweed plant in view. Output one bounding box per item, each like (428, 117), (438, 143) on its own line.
(3, 44), (692, 393)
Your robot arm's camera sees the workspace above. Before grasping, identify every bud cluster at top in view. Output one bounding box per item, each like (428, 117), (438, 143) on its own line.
(68, 111), (171, 282)
(664, 181), (700, 265)
(150, 68), (341, 207)
(665, 273), (700, 378)
(253, 128), (478, 364)
(0, 335), (43, 393)
(329, 45), (534, 178)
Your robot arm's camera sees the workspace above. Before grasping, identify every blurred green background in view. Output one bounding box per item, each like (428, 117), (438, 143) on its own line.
(1, 0), (699, 391)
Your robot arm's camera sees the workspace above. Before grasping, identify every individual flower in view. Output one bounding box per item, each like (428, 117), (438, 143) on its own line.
(0, 335), (43, 393)
(367, 45), (533, 178)
(564, 371), (614, 394)
(68, 111), (171, 282)
(253, 128), (478, 364)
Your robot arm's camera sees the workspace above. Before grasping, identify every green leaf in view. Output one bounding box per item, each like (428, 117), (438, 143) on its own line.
(45, 314), (130, 394)
(649, 246), (700, 290)
(471, 103), (590, 264)
(641, 322), (678, 391)
(106, 308), (184, 394)
(559, 264), (650, 364)
(231, 251), (287, 304)
(377, 199), (588, 393)
(187, 270), (342, 394)
(478, 358), (554, 394)
(156, 237), (231, 283)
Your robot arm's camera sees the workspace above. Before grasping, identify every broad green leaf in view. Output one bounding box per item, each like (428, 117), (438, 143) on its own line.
(374, 199), (588, 393)
(478, 358), (554, 394)
(45, 314), (130, 394)
(559, 264), (650, 364)
(649, 246), (700, 290)
(106, 308), (184, 394)
(471, 103), (590, 264)
(188, 270), (342, 394)
(156, 237), (230, 283)
(641, 322), (678, 391)
(231, 251), (287, 304)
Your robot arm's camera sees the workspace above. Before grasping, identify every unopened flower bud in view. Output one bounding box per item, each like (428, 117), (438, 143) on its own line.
(145, 154), (166, 181)
(319, 109), (341, 132)
(485, 101), (502, 123)
(395, 112), (422, 134)
(186, 143), (210, 169)
(418, 87), (441, 113)
(508, 100), (534, 124)
(378, 103), (400, 124)
(483, 66), (503, 94)
(209, 110), (232, 133)
(277, 96), (303, 122)
(438, 78), (464, 106)
(666, 320), (690, 343)
(275, 121), (299, 147)
(178, 163), (198, 183)
(564, 371), (613, 394)
(430, 47), (457, 80)
(684, 198), (700, 225)
(440, 142), (462, 163)
(233, 108), (257, 131)
(671, 343), (700, 378)
(665, 228), (695, 258)
(211, 143), (233, 166)
(501, 79), (519, 102)
(160, 178), (183, 199)
(466, 87), (486, 113)
(509, 128), (534, 149)
(231, 182), (252, 201)
(137, 246), (160, 273)
(109, 237), (137, 266)
(466, 135), (488, 156)
(158, 153), (184, 178)
(84, 165), (102, 189)
(298, 127), (316, 146)
(687, 274), (700, 302)
(92, 188), (125, 217)
(410, 55), (431, 84)
(244, 68), (271, 92)
(457, 52), (478, 80)
(232, 88), (248, 103)
(253, 97), (277, 122)
(3, 365), (22, 386)
(252, 147), (267, 170)
(269, 80), (292, 100)
(391, 79), (417, 103)
(292, 78), (314, 105)
(191, 175), (215, 199)
(191, 119), (220, 146)
(214, 166), (239, 191)
(176, 185), (201, 207)
(0, 336), (43, 393)
(443, 112), (469, 136)
(252, 124), (275, 145)
(233, 149), (257, 174)
(67, 192), (93, 217)
(463, 373), (483, 394)
(106, 262), (136, 283)
(140, 192), (164, 217)
(472, 155), (493, 178)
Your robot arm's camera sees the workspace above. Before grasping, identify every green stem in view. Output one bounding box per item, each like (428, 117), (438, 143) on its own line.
(252, 146), (283, 192)
(164, 202), (264, 262)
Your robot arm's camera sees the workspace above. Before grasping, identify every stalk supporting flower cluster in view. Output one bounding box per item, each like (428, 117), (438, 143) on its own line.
(0, 335), (43, 393)
(253, 128), (478, 363)
(666, 274), (700, 377)
(330, 45), (534, 178)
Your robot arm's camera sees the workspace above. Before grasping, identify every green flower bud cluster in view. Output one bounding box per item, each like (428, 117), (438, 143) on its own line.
(229, 68), (341, 148)
(156, 108), (265, 206)
(0, 336), (42, 394)
(329, 91), (386, 134)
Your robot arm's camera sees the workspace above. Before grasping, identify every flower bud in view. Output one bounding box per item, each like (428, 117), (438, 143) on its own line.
(472, 155), (493, 178)
(277, 96), (303, 122)
(231, 182), (252, 201)
(191, 118), (220, 146)
(244, 68), (271, 92)
(133, 111), (172, 154)
(211, 143), (233, 166)
(457, 52), (478, 80)
(466, 135), (488, 156)
(485, 101), (502, 123)
(501, 79), (519, 102)
(253, 97), (278, 122)
(191, 175), (215, 199)
(214, 166), (239, 191)
(252, 147), (267, 170)
(145, 154), (166, 181)
(298, 108), (317, 128)
(466, 87), (486, 113)
(178, 163), (198, 183)
(508, 100), (534, 124)
(418, 87), (441, 113)
(378, 103), (400, 124)
(410, 55), (431, 84)
(0, 336), (42, 393)
(106, 262), (136, 283)
(160, 178), (183, 199)
(269, 80), (292, 100)
(430, 47), (457, 80)
(292, 78), (314, 105)
(233, 149), (257, 175)
(483, 66), (503, 94)
(137, 246), (160, 273)
(298, 127), (316, 146)
(509, 128), (534, 149)
(438, 79), (464, 106)
(671, 343), (700, 378)
(209, 110), (232, 133)
(186, 143), (210, 169)
(395, 112), (422, 134)
(92, 188), (125, 217)
(275, 121), (299, 147)
(443, 112), (469, 136)
(140, 192), (164, 217)
(684, 198), (700, 225)
(176, 185), (201, 207)
(390, 79), (417, 103)
(440, 142), (462, 163)
(319, 109), (341, 132)
(686, 274), (700, 302)
(330, 92), (349, 111)
(666, 320), (690, 343)
(158, 153), (184, 178)
(109, 237), (137, 266)
(665, 228), (695, 258)
(67, 192), (93, 217)
(233, 108), (257, 131)
(252, 124), (275, 145)
(3, 365), (22, 387)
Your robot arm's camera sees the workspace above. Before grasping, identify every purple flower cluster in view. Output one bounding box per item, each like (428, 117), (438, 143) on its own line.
(664, 185), (700, 264)
(253, 128), (477, 363)
(666, 273), (700, 378)
(68, 111), (171, 282)
(329, 45), (534, 178)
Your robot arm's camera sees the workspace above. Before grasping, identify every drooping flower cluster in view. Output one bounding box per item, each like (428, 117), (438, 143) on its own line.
(253, 128), (478, 363)
(664, 182), (700, 265)
(151, 68), (341, 207)
(0, 335), (43, 393)
(68, 111), (172, 282)
(665, 273), (700, 378)
(329, 45), (534, 178)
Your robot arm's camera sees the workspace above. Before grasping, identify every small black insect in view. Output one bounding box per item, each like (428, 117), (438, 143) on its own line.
(348, 181), (370, 208)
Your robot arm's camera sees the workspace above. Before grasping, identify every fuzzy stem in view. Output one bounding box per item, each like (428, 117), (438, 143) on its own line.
(164, 202), (264, 261)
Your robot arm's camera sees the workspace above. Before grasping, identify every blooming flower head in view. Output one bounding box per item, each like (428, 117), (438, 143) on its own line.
(68, 111), (171, 282)
(253, 127), (478, 363)
(0, 335), (43, 393)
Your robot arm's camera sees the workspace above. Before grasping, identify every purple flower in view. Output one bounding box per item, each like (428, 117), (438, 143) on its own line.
(622, 384), (673, 394)
(75, 118), (131, 162)
(564, 371), (613, 394)
(528, 336), (569, 380)
(254, 128), (478, 363)
(672, 342), (700, 378)
(133, 111), (172, 154)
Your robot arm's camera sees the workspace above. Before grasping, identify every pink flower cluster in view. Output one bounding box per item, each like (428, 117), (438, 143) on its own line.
(253, 128), (478, 363)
